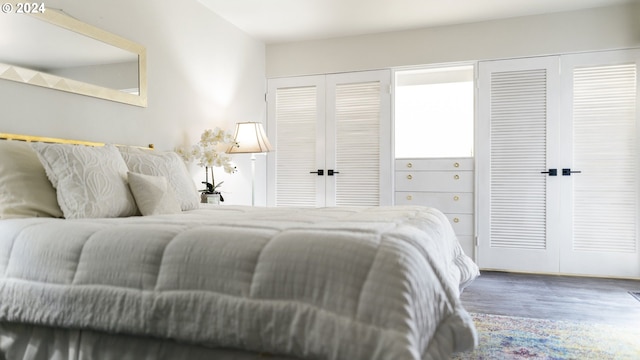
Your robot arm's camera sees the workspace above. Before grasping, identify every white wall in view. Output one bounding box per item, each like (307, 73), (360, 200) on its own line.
(266, 3), (640, 77)
(0, 0), (267, 206)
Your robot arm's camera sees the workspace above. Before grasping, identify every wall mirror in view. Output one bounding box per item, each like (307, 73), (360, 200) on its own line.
(0, 10), (147, 107)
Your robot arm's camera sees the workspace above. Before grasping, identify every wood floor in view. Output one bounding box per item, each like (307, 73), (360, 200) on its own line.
(460, 271), (640, 327)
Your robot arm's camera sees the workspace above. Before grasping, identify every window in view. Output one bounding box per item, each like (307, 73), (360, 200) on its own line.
(394, 65), (474, 158)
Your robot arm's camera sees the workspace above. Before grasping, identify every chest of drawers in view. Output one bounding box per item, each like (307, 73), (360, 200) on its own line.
(395, 158), (474, 258)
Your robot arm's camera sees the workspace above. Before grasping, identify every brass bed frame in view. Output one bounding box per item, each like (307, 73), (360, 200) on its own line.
(0, 132), (154, 149)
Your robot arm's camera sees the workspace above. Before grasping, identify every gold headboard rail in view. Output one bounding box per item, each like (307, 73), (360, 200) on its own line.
(0, 133), (154, 149)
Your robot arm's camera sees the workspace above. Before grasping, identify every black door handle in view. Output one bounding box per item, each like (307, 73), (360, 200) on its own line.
(327, 169), (340, 176)
(310, 169), (324, 176)
(562, 168), (582, 176)
(541, 169), (557, 176)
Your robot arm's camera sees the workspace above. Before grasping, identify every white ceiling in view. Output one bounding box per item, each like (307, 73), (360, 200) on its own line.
(197, 0), (633, 44)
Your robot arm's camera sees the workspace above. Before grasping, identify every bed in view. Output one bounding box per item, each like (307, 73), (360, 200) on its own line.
(0, 133), (479, 360)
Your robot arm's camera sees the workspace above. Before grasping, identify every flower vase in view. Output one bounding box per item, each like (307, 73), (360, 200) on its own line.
(201, 192), (221, 205)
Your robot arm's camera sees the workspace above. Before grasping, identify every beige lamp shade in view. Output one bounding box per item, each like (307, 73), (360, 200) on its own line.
(227, 122), (273, 154)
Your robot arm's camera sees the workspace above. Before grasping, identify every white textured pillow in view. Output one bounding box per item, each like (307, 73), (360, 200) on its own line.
(119, 147), (199, 211)
(31, 143), (138, 219)
(0, 141), (63, 218)
(128, 172), (182, 216)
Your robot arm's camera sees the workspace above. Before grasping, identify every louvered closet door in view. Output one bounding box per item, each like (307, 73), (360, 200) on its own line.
(479, 51), (640, 277)
(559, 50), (640, 277)
(325, 71), (392, 206)
(267, 71), (391, 207)
(477, 56), (563, 272)
(267, 75), (326, 207)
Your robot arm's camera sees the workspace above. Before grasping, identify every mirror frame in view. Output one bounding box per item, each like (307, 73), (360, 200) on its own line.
(0, 10), (147, 107)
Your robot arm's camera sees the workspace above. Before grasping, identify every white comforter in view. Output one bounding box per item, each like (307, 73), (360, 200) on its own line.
(0, 205), (479, 359)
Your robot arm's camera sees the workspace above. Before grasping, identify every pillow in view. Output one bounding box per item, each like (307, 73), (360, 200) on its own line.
(118, 147), (199, 211)
(0, 141), (63, 218)
(128, 172), (181, 216)
(31, 143), (138, 219)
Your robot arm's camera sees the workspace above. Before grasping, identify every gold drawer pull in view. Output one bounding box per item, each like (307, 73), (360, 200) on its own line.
(454, 174), (460, 180)
(406, 162), (413, 168)
(453, 195), (459, 201)
(406, 195), (413, 201)
(453, 217), (460, 223)
(407, 174), (413, 180)
(454, 162), (460, 168)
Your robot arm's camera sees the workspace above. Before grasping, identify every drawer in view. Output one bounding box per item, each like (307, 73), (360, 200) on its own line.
(396, 158), (473, 171)
(457, 236), (475, 259)
(395, 171), (473, 192)
(395, 192), (473, 213)
(446, 214), (474, 236)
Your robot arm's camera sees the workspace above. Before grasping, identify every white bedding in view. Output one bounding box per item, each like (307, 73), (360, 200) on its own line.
(0, 205), (479, 359)
(0, 322), (298, 360)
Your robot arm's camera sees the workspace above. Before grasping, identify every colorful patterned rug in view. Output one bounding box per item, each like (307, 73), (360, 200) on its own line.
(452, 313), (640, 360)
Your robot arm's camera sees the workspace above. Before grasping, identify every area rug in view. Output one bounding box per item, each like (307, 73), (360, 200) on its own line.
(452, 313), (640, 360)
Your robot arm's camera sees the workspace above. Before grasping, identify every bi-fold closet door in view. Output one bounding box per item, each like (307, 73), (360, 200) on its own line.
(266, 70), (392, 207)
(478, 49), (640, 277)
